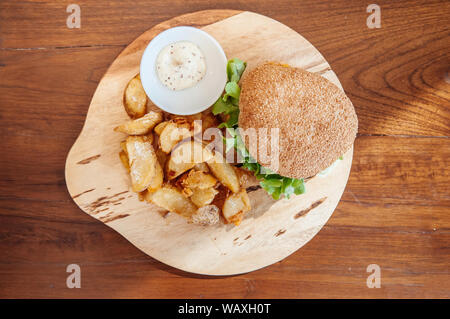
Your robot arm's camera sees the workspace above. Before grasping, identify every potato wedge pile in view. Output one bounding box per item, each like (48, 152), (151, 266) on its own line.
(114, 74), (251, 226)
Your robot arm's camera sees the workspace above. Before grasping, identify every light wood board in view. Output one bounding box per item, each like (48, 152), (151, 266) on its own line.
(65, 10), (354, 275)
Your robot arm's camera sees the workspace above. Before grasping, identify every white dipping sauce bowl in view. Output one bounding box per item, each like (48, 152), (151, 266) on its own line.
(140, 26), (227, 115)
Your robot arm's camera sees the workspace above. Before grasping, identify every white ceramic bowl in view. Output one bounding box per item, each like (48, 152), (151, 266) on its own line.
(140, 26), (227, 115)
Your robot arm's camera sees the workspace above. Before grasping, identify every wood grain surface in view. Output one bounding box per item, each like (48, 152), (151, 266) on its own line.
(65, 10), (355, 276)
(0, 0), (449, 298)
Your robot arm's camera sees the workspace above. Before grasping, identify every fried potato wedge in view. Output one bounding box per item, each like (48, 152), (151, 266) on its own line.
(222, 189), (251, 226)
(154, 121), (170, 135)
(120, 140), (128, 155)
(193, 162), (209, 173)
(147, 160), (163, 193)
(155, 148), (168, 170)
(182, 170), (217, 189)
(123, 74), (147, 119)
(142, 133), (154, 145)
(138, 190), (147, 202)
(166, 113), (192, 123)
(119, 151), (130, 173)
(114, 111), (163, 135)
(181, 186), (193, 197)
(234, 166), (256, 188)
(190, 187), (218, 207)
(166, 141), (214, 180)
(171, 116), (190, 125)
(159, 122), (192, 153)
(126, 136), (157, 192)
(207, 154), (240, 193)
(191, 205), (220, 226)
(146, 186), (197, 218)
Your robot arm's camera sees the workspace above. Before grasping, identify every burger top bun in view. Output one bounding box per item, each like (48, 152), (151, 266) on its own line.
(238, 63), (358, 179)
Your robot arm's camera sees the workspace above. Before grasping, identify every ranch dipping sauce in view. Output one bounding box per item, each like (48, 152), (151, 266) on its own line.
(156, 41), (206, 91)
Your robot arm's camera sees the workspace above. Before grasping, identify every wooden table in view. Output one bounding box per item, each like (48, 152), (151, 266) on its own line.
(0, 0), (448, 299)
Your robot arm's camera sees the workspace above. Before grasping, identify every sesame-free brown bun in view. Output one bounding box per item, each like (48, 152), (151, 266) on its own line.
(238, 63), (358, 179)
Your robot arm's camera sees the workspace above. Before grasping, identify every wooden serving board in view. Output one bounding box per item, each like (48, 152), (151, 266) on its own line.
(65, 10), (353, 275)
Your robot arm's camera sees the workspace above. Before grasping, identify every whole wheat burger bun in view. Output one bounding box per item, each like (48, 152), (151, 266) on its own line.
(238, 63), (358, 179)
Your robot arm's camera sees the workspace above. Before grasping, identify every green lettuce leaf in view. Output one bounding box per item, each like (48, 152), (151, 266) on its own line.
(227, 58), (246, 82)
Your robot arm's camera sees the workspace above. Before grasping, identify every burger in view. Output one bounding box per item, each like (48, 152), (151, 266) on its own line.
(212, 60), (358, 199)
